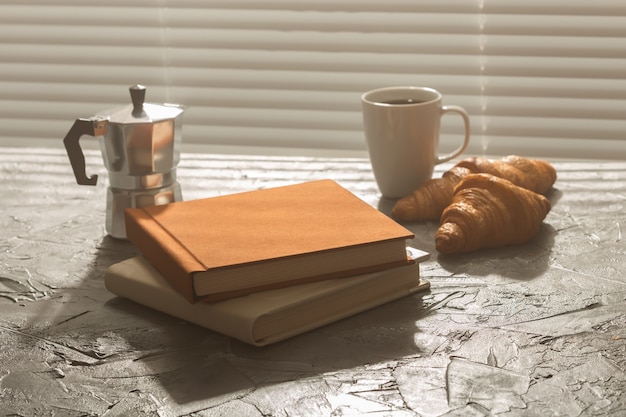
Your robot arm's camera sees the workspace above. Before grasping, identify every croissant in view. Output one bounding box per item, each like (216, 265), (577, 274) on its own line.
(391, 155), (556, 222)
(435, 173), (552, 254)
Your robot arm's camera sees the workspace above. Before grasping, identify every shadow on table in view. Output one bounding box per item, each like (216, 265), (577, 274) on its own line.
(105, 287), (434, 407)
(93, 237), (436, 410)
(433, 222), (557, 281)
(7, 203), (434, 414)
(377, 193), (558, 282)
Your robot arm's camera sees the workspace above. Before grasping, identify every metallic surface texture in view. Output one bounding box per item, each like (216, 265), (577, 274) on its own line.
(62, 85), (184, 238)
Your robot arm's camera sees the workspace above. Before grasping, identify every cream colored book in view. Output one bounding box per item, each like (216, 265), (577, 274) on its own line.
(104, 248), (430, 346)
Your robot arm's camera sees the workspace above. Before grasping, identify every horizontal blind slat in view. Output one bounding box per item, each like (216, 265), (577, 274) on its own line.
(482, 0), (626, 15)
(479, 136), (625, 160)
(484, 97), (626, 120)
(482, 77), (626, 99)
(484, 36), (626, 58)
(483, 56), (626, 78)
(482, 15), (626, 36)
(483, 116), (626, 140)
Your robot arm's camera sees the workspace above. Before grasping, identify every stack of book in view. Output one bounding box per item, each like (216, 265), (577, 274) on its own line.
(104, 179), (430, 346)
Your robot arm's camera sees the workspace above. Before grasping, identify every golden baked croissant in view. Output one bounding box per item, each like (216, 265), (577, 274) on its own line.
(391, 155), (556, 222)
(435, 173), (552, 254)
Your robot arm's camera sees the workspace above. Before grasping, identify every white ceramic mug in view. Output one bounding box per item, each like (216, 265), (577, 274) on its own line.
(361, 86), (470, 199)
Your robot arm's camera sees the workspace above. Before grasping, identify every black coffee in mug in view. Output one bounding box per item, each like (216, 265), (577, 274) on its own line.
(382, 98), (426, 105)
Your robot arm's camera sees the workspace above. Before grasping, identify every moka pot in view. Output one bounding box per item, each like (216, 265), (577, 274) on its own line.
(63, 84), (185, 239)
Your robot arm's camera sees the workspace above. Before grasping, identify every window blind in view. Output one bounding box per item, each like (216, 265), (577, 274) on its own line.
(1, 0), (625, 159)
(479, 0), (626, 160)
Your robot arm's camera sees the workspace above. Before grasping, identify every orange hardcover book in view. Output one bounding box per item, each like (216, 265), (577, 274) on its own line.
(124, 179), (414, 303)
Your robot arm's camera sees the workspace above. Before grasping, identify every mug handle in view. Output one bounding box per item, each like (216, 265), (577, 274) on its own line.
(63, 117), (108, 185)
(435, 105), (471, 164)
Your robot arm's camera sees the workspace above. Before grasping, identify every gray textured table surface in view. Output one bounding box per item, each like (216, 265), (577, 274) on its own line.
(1, 147), (624, 416)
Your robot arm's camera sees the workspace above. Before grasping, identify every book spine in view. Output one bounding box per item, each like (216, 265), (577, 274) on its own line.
(196, 257), (415, 302)
(124, 209), (198, 303)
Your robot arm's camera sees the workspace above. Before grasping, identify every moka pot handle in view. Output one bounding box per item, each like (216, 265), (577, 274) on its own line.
(63, 117), (108, 186)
